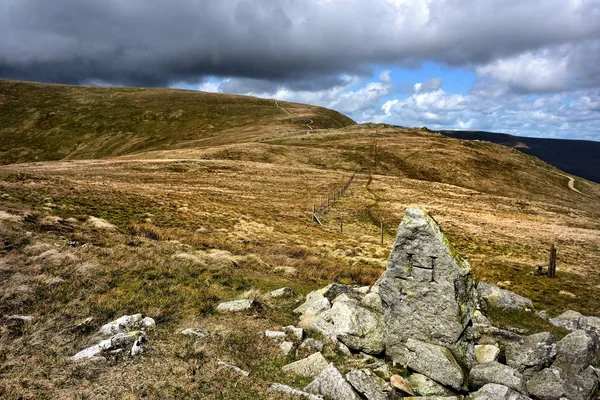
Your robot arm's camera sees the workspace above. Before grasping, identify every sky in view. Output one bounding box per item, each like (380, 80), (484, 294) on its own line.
(1, 0), (600, 141)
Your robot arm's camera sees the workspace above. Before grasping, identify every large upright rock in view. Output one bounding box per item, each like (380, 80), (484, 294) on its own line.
(374, 208), (478, 366)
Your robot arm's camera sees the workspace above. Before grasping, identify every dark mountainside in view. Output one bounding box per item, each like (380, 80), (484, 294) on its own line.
(438, 130), (600, 184)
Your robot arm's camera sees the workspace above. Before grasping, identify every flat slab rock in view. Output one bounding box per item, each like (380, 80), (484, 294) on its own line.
(405, 338), (465, 390)
(282, 352), (329, 378)
(469, 361), (524, 394)
(216, 299), (256, 313)
(477, 283), (533, 312)
(268, 383), (324, 400)
(304, 363), (361, 400)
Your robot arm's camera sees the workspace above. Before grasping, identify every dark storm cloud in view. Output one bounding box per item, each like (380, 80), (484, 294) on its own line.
(0, 0), (599, 88)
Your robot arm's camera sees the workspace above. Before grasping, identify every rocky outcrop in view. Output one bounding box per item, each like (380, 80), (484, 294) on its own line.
(280, 208), (600, 400)
(374, 208), (478, 366)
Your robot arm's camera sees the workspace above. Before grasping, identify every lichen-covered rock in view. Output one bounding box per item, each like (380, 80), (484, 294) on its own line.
(553, 330), (599, 375)
(70, 331), (145, 361)
(282, 352), (329, 378)
(467, 383), (532, 400)
(374, 208), (478, 366)
(346, 369), (395, 400)
(469, 362), (524, 393)
(181, 328), (208, 338)
(280, 341), (295, 356)
(408, 373), (455, 397)
(216, 299), (257, 313)
(294, 284), (354, 315)
(327, 294), (384, 355)
(405, 338), (465, 390)
(297, 338), (325, 357)
(525, 366), (598, 400)
(505, 332), (556, 373)
(283, 325), (305, 342)
(304, 363), (361, 400)
(549, 310), (583, 331)
(477, 283), (533, 312)
(475, 345), (501, 364)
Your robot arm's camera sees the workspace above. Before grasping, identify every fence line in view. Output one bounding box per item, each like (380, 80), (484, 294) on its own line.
(311, 173), (355, 224)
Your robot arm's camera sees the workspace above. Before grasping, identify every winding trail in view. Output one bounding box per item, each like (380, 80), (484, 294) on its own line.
(556, 172), (587, 196)
(274, 100), (313, 131)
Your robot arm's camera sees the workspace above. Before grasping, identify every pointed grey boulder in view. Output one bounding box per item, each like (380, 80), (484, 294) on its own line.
(374, 208), (478, 366)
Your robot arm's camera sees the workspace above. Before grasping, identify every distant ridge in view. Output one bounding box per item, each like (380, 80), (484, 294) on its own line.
(438, 130), (600, 184)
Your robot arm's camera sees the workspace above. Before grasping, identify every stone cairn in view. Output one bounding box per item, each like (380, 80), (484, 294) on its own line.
(267, 208), (600, 400)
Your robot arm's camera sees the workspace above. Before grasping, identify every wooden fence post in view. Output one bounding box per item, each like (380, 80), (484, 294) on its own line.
(548, 244), (557, 278)
(340, 215), (343, 233)
(380, 222), (384, 245)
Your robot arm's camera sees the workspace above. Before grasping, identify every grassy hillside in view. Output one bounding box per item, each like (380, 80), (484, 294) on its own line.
(0, 82), (599, 399)
(0, 80), (355, 164)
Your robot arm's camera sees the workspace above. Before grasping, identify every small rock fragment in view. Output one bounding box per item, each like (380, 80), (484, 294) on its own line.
(181, 328), (208, 338)
(216, 299), (256, 313)
(280, 341), (295, 356)
(271, 287), (297, 298)
(265, 330), (287, 340)
(469, 361), (524, 393)
(390, 374), (414, 395)
(475, 345), (501, 364)
(217, 361), (250, 377)
(408, 373), (455, 397)
(283, 325), (304, 341)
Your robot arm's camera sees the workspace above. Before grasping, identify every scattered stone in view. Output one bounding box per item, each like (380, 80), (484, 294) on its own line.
(553, 329), (599, 375)
(373, 364), (392, 380)
(271, 287), (297, 298)
(549, 310), (583, 331)
(70, 331), (145, 361)
(131, 336), (144, 356)
(505, 332), (556, 373)
(467, 383), (531, 400)
(98, 314), (154, 337)
(477, 282), (533, 312)
(405, 338), (465, 390)
(558, 290), (577, 298)
(216, 299), (257, 313)
(282, 352), (329, 378)
(280, 341), (295, 356)
(475, 345), (501, 364)
(375, 208), (478, 367)
(217, 361), (250, 377)
(408, 373), (455, 397)
(304, 363), (361, 400)
(268, 383), (324, 400)
(86, 216), (117, 230)
(390, 374), (415, 395)
(346, 369), (394, 400)
(265, 330), (287, 340)
(327, 294), (384, 355)
(469, 362), (524, 393)
(537, 310), (548, 320)
(283, 325), (304, 342)
(181, 328), (208, 338)
(0, 211), (20, 221)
